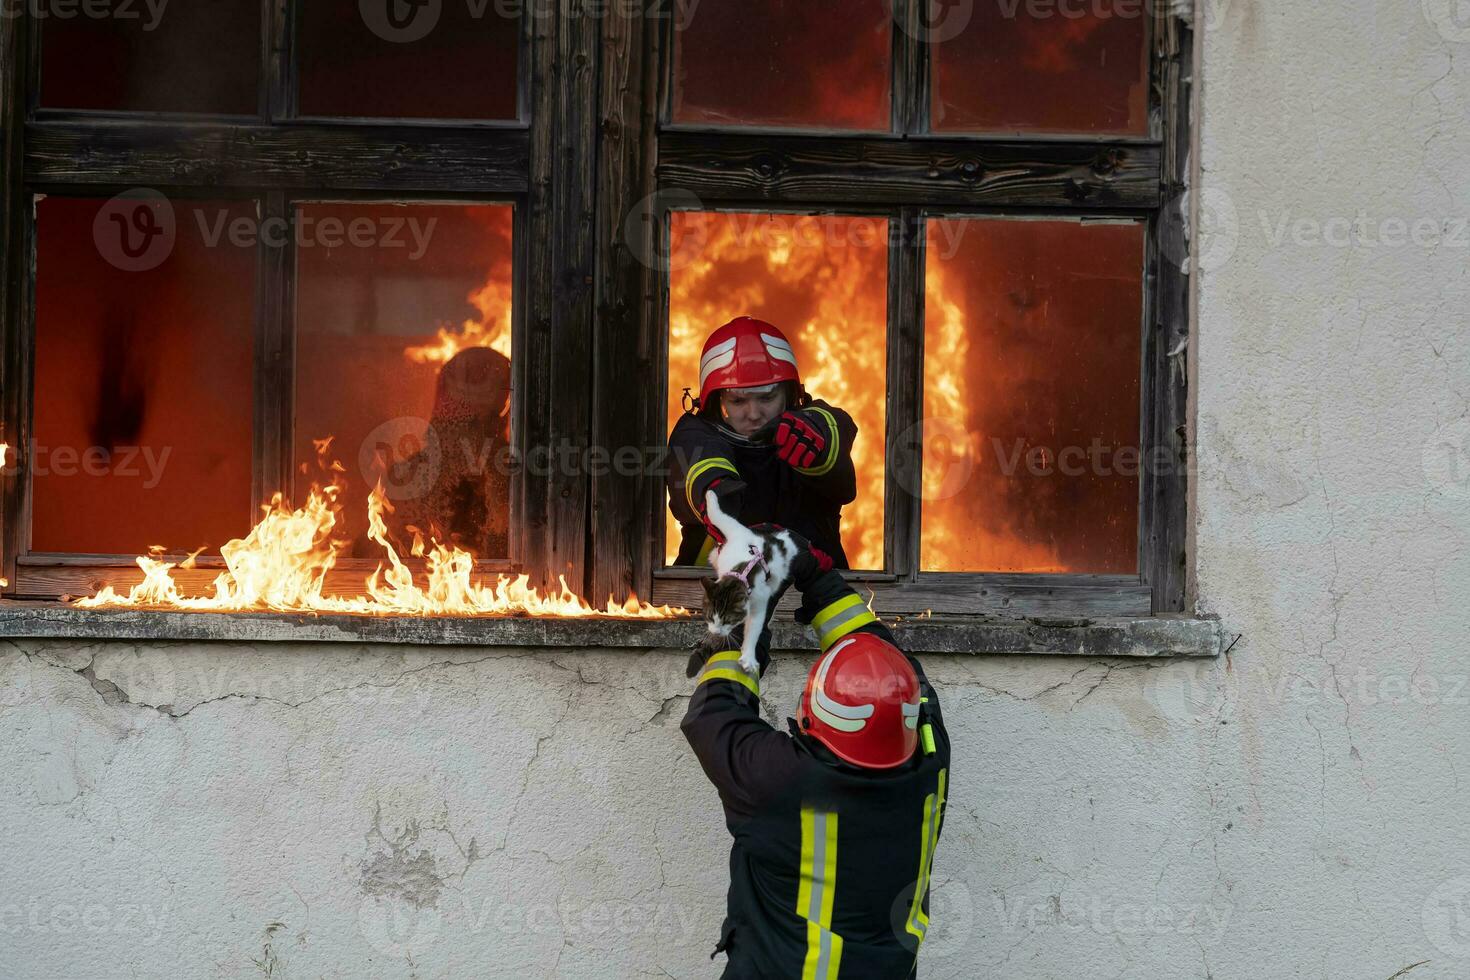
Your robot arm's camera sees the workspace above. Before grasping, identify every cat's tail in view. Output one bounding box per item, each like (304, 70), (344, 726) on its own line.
(703, 489), (746, 546)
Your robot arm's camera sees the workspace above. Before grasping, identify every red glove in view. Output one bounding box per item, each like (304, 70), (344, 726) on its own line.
(772, 411), (827, 468)
(700, 478), (735, 545)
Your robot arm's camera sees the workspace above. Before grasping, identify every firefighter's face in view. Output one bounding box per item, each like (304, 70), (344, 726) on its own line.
(720, 384), (787, 437)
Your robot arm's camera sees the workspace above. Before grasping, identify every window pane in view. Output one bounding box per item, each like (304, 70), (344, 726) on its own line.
(921, 217), (1144, 573)
(294, 203), (515, 560)
(32, 196), (256, 554)
(931, 4), (1148, 135)
(40, 0), (260, 114)
(299, 4), (519, 120)
(672, 0), (891, 131)
(667, 212), (888, 569)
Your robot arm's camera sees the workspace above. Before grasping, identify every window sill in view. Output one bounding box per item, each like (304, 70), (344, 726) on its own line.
(0, 602), (1224, 658)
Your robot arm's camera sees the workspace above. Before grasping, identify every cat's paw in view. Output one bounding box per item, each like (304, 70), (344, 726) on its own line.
(738, 650), (760, 677)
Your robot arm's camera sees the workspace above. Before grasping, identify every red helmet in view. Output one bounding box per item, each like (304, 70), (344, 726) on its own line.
(698, 316), (801, 403)
(797, 633), (922, 769)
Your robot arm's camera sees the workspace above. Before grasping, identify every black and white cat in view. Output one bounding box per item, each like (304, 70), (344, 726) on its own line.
(689, 490), (801, 678)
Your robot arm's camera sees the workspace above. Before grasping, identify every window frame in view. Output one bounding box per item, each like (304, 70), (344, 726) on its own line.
(0, 0), (1196, 619)
(0, 0), (601, 599)
(597, 0), (1194, 616)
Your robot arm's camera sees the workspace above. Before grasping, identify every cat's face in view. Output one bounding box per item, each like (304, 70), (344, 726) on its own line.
(700, 575), (749, 637)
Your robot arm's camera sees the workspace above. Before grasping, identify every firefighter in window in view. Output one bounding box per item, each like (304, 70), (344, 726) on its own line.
(667, 316), (859, 568)
(681, 541), (951, 978)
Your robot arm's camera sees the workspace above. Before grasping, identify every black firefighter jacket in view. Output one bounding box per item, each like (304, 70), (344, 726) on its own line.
(680, 572), (952, 979)
(666, 401), (859, 569)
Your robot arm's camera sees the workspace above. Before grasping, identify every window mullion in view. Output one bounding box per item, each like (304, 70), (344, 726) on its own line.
(885, 208), (923, 581)
(266, 0), (297, 122)
(891, 0), (928, 136)
(252, 190), (293, 521)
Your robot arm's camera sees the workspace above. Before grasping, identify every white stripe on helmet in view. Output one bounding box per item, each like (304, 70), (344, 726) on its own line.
(810, 638), (875, 733)
(699, 337), (739, 390)
(761, 332), (799, 368)
(901, 700), (922, 730)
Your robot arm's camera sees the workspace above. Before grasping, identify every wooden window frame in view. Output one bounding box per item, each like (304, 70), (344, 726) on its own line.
(0, 0), (601, 599)
(595, 0), (1194, 617)
(0, 1), (1194, 619)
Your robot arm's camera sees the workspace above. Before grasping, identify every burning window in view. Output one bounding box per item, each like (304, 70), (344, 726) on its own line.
(671, 0), (892, 131)
(33, 196), (257, 555)
(921, 216), (1145, 573)
(666, 211), (889, 571)
(39, 0), (260, 114)
(294, 202), (515, 560)
(299, 3), (520, 120)
(931, 3), (1149, 135)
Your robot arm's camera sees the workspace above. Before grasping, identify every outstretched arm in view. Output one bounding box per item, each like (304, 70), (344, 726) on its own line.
(680, 626), (804, 823)
(791, 551), (947, 740)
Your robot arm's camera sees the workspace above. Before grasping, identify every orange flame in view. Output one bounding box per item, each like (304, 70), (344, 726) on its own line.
(76, 453), (684, 619)
(667, 213), (888, 569)
(403, 276), (513, 366)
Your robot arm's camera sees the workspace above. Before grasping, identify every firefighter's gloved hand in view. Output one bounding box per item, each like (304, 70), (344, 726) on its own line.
(763, 411), (828, 469)
(685, 620), (772, 679)
(770, 528), (834, 593)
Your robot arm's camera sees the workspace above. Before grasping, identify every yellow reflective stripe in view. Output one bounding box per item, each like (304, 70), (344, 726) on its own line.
(798, 808), (843, 980)
(811, 593), (864, 630)
(695, 532), (717, 565)
(703, 650), (742, 666)
(921, 723), (936, 756)
(684, 457), (740, 515)
(812, 593), (877, 649)
(905, 768), (948, 945)
(795, 407), (841, 477)
(697, 667), (758, 697)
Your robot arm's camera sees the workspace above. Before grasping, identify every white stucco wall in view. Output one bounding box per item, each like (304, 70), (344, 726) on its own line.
(3, 1), (1469, 977)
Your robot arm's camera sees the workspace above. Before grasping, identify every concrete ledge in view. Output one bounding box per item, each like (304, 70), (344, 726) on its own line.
(0, 602), (1224, 658)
